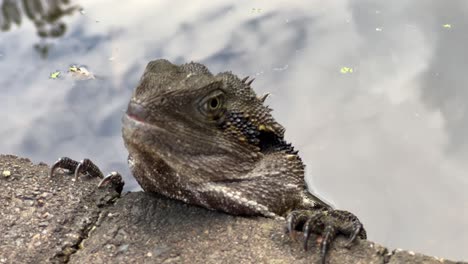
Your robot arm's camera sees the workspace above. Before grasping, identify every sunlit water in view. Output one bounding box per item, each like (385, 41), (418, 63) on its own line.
(1, 0), (467, 260)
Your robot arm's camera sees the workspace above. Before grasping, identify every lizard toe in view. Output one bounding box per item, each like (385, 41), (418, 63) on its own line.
(49, 157), (80, 177)
(285, 210), (310, 239)
(98, 172), (124, 194)
(74, 158), (104, 179)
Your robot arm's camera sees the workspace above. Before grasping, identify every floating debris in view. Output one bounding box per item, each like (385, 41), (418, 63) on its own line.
(340, 67), (354, 74)
(375, 27), (383, 32)
(49, 65), (96, 80)
(251, 8), (262, 13)
(68, 65), (78, 72)
(443, 24), (452, 29)
(49, 71), (61, 79)
(68, 65), (95, 80)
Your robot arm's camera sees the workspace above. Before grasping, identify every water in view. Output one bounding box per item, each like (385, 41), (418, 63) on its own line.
(1, 0), (467, 260)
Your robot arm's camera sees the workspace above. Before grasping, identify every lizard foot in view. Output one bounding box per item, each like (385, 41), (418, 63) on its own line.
(286, 208), (366, 264)
(50, 157), (124, 194)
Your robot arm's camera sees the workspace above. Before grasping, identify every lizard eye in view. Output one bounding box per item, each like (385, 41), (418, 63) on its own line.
(208, 97), (220, 110)
(199, 90), (225, 119)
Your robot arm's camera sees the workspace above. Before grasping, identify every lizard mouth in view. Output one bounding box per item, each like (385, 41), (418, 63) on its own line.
(122, 101), (169, 143)
(126, 101), (150, 123)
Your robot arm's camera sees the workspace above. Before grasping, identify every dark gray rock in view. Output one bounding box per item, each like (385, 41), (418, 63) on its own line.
(0, 154), (465, 264)
(0, 154), (120, 263)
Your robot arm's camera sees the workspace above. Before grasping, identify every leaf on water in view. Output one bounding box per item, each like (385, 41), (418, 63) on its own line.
(49, 71), (61, 79)
(340, 67), (354, 74)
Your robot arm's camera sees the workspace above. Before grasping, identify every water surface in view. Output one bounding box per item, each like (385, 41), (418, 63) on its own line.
(1, 0), (467, 260)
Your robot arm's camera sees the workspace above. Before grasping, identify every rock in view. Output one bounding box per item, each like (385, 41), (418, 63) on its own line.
(0, 154), (119, 263)
(0, 154), (465, 264)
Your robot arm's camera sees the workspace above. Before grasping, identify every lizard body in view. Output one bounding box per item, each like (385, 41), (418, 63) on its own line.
(123, 59), (326, 217)
(51, 59), (366, 263)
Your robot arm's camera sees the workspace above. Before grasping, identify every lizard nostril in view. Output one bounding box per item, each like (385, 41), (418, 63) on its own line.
(126, 102), (150, 122)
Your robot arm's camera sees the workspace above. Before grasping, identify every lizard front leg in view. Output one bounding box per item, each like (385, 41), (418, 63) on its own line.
(50, 157), (125, 194)
(286, 207), (366, 264)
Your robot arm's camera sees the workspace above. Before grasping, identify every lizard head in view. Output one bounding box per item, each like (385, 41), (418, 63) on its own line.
(122, 59), (294, 182)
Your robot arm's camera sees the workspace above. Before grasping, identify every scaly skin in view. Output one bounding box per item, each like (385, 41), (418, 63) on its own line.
(51, 59), (366, 263)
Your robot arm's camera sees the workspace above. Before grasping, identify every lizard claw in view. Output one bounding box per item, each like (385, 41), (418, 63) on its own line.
(50, 157), (124, 194)
(73, 158), (104, 179)
(98, 172), (124, 194)
(285, 208), (366, 264)
(344, 220), (364, 248)
(286, 210), (309, 241)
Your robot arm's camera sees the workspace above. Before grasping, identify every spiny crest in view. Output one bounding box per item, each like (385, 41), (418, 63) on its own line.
(180, 61), (213, 76)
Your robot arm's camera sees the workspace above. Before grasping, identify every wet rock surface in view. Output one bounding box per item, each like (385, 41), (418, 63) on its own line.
(0, 154), (465, 264)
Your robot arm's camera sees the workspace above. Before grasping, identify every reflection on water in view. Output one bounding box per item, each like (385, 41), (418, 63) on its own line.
(0, 0), (80, 57)
(1, 0), (467, 261)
